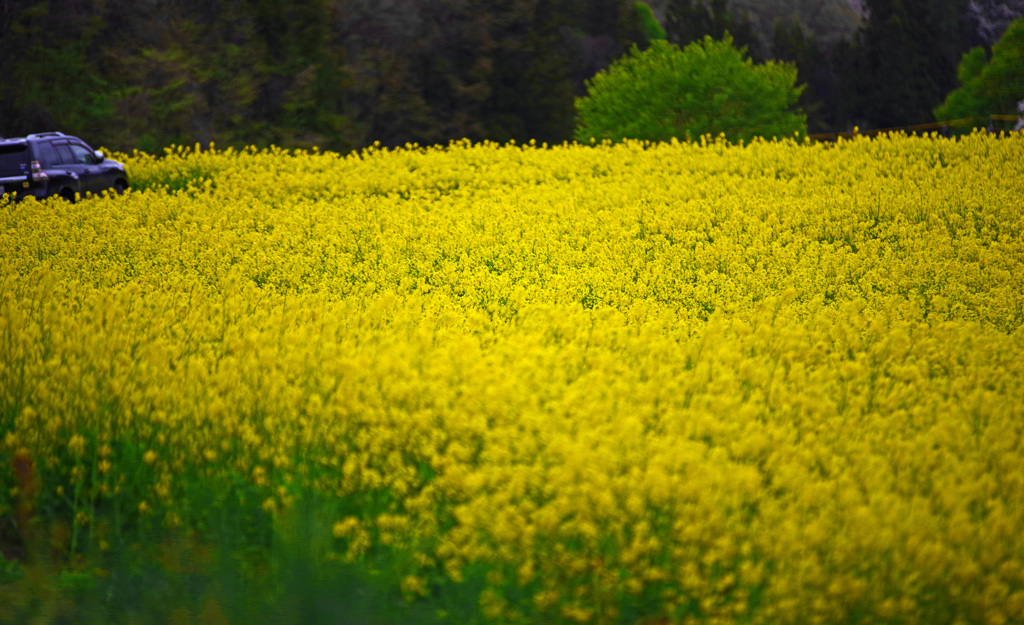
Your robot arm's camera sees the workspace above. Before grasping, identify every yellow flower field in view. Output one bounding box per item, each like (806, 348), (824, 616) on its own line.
(2, 133), (1024, 624)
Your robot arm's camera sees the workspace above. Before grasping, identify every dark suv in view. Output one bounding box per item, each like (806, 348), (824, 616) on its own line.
(0, 132), (129, 201)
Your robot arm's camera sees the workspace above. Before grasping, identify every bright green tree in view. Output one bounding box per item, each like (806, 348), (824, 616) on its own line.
(635, 2), (667, 43)
(574, 36), (805, 143)
(934, 17), (1024, 127)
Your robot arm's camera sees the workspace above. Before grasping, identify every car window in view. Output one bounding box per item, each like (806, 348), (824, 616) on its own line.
(53, 143), (75, 165)
(69, 144), (96, 165)
(36, 142), (59, 167)
(0, 144), (29, 174)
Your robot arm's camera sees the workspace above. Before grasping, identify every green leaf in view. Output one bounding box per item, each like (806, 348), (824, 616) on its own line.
(574, 37), (805, 144)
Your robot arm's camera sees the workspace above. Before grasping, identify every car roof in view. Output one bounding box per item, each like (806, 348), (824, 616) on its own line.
(0, 132), (74, 143)
(27, 132), (69, 140)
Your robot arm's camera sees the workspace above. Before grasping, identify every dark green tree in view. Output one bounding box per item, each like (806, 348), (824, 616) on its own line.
(665, 0), (714, 47)
(771, 18), (836, 134)
(340, 0), (647, 147)
(574, 36), (806, 143)
(728, 0), (864, 50)
(665, 0), (762, 60)
(100, 2), (250, 151)
(338, 0), (581, 146)
(0, 1), (112, 138)
(476, 0), (579, 143)
(246, 0), (358, 149)
(835, 0), (974, 129)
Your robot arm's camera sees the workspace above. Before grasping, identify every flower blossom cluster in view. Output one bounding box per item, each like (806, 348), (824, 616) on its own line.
(2, 132), (1024, 624)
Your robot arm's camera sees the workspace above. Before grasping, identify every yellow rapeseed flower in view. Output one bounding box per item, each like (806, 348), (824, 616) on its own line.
(68, 434), (86, 457)
(2, 133), (1023, 624)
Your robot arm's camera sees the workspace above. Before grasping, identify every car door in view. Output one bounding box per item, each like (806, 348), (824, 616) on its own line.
(44, 141), (83, 198)
(67, 142), (110, 195)
(50, 141), (86, 198)
(0, 143), (31, 197)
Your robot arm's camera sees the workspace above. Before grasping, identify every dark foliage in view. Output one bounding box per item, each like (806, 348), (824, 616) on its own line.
(0, 0), (645, 152)
(1, 0), (1021, 149)
(665, 0), (762, 60)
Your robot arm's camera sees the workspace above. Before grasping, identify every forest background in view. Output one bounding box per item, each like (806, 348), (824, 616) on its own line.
(1, 0), (1022, 154)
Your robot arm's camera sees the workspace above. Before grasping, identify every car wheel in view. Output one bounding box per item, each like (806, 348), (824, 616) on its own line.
(113, 180), (128, 195)
(59, 188), (76, 203)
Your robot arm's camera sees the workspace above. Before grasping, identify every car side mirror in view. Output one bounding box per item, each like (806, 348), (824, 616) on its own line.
(94, 150), (105, 162)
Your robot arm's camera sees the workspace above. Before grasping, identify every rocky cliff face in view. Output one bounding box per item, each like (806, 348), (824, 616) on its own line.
(642, 0), (864, 50)
(967, 0), (1024, 44)
(845, 0), (869, 20)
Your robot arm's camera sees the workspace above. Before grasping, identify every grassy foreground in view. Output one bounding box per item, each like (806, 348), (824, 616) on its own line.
(2, 133), (1024, 625)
